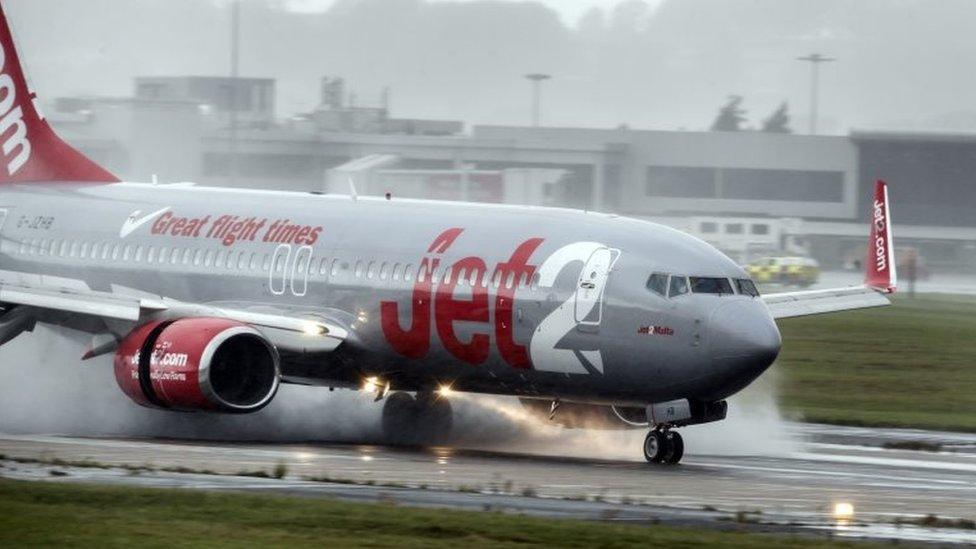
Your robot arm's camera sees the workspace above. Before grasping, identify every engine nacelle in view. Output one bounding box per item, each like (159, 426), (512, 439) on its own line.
(114, 318), (280, 413)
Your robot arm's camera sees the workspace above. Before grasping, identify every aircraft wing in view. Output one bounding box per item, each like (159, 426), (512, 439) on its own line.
(0, 278), (347, 355)
(762, 285), (891, 319)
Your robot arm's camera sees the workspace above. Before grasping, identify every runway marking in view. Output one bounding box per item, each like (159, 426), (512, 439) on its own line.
(788, 451), (976, 473)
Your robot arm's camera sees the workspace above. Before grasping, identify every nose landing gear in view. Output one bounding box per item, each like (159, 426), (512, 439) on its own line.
(643, 427), (684, 465)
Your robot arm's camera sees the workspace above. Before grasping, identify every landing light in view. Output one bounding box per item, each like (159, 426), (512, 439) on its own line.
(437, 384), (454, 397)
(302, 323), (326, 336)
(362, 376), (381, 393)
(832, 502), (855, 521)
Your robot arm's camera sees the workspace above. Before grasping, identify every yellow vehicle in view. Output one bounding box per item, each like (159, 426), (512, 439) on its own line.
(745, 256), (820, 287)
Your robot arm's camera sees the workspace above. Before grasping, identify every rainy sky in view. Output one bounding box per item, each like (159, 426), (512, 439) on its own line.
(8, 0), (976, 133)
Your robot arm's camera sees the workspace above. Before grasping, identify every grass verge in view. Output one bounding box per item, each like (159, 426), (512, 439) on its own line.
(0, 478), (881, 548)
(775, 294), (976, 432)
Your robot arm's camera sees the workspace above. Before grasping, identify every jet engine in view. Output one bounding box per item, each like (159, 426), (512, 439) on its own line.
(114, 317), (280, 413)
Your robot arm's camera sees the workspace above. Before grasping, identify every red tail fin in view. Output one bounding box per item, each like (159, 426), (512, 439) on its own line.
(865, 180), (896, 293)
(0, 7), (118, 183)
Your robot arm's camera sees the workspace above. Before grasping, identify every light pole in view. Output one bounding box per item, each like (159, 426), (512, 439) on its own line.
(524, 73), (551, 127)
(797, 53), (835, 135)
(229, 0), (241, 185)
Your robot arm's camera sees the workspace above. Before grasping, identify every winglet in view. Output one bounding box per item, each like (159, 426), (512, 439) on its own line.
(0, 6), (119, 183)
(865, 180), (897, 293)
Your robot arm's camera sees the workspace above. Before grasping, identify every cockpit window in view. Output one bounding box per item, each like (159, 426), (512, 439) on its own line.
(645, 273), (668, 297)
(690, 277), (734, 295)
(669, 275), (689, 297)
(735, 278), (760, 297)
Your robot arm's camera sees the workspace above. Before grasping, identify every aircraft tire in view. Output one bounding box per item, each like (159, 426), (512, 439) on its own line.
(415, 392), (453, 445)
(662, 431), (684, 465)
(381, 391), (453, 446)
(643, 429), (668, 463)
(381, 391), (418, 445)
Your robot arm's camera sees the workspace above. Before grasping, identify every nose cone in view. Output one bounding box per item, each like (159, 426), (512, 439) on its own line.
(709, 300), (781, 393)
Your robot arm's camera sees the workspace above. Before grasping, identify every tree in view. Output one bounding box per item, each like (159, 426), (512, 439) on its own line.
(710, 95), (746, 131)
(762, 102), (792, 133)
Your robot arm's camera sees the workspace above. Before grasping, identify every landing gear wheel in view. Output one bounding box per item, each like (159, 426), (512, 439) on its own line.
(382, 392), (418, 445)
(643, 429), (667, 463)
(381, 391), (453, 446)
(643, 429), (684, 465)
(414, 392), (453, 445)
(661, 431), (684, 465)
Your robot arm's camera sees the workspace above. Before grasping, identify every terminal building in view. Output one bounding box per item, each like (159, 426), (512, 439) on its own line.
(50, 77), (976, 272)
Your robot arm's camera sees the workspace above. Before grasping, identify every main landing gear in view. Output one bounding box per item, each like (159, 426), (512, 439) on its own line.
(643, 427), (684, 465)
(381, 391), (453, 445)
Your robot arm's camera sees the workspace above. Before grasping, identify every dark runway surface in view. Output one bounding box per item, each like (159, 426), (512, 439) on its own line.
(2, 423), (975, 545)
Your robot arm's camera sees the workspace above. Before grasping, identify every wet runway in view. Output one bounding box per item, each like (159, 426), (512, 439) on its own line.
(2, 423), (975, 545)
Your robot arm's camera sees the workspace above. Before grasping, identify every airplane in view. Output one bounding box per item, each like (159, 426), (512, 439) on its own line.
(0, 4), (895, 465)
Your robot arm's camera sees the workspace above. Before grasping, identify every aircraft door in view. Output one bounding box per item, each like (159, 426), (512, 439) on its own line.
(269, 244), (290, 296)
(574, 247), (618, 327)
(290, 245), (313, 297)
(0, 208), (8, 255)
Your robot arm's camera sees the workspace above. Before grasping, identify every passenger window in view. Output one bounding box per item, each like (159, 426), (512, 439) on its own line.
(505, 272), (515, 289)
(135, 246), (144, 262)
(530, 272), (541, 290)
(367, 261), (376, 279)
(70, 241), (80, 258)
(470, 269), (479, 287)
(182, 249), (192, 265)
(690, 277), (734, 295)
(645, 273), (668, 297)
(170, 247), (179, 264)
(147, 246), (157, 263)
(331, 259), (340, 277)
(319, 258), (329, 276)
(735, 278), (760, 297)
(669, 275), (689, 297)
(354, 261), (364, 278)
(204, 250), (214, 267)
(158, 247), (168, 263)
(391, 263), (402, 281)
(251, 253), (259, 271)
(80, 241), (90, 258)
(60, 241), (70, 257)
(455, 268), (466, 285)
(123, 245), (132, 261)
(262, 254), (271, 271)
(492, 270), (502, 288)
(237, 252), (246, 270)
(380, 262), (389, 280)
(403, 263), (413, 282)
(193, 249), (203, 266)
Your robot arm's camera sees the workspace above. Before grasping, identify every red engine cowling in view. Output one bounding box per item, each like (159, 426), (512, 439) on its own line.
(114, 318), (280, 413)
